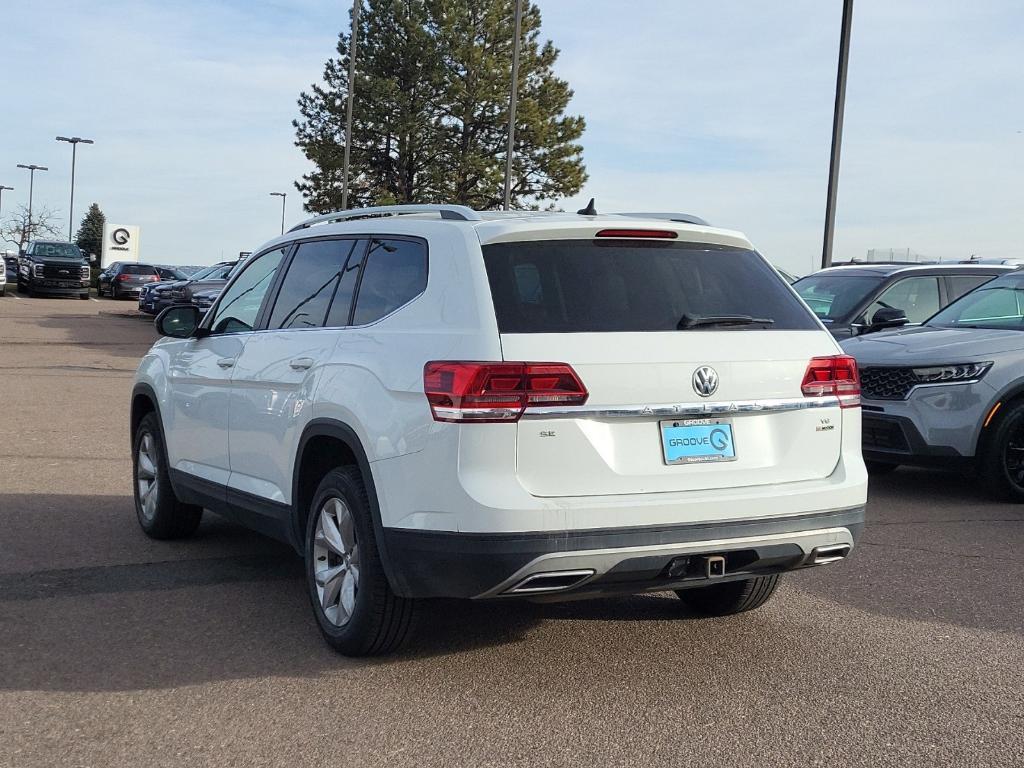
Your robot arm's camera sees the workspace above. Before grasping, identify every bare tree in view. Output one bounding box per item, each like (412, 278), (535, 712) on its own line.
(1, 205), (63, 253)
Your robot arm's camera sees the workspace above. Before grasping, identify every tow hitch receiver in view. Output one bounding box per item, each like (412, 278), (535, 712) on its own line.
(702, 555), (726, 578)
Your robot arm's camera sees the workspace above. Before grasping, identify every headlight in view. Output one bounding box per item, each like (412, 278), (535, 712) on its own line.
(912, 362), (992, 383)
(33, 264), (44, 277)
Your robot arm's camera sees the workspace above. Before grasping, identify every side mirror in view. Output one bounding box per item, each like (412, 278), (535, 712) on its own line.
(869, 307), (909, 331)
(155, 305), (203, 338)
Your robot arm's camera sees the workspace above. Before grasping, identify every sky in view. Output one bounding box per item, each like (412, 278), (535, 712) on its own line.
(1, 0), (1021, 274)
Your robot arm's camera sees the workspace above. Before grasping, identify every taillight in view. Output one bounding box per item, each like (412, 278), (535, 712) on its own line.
(802, 355), (860, 408)
(424, 361), (588, 423)
(118, 274), (131, 281)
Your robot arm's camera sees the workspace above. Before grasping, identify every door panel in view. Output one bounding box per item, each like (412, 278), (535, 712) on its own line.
(164, 335), (248, 486)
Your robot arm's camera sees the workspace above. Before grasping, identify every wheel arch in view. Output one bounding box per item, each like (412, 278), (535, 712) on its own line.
(975, 380), (1024, 456)
(292, 419), (404, 593)
(130, 382), (162, 450)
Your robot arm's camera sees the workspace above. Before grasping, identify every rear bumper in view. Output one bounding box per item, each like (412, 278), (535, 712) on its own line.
(382, 505), (864, 599)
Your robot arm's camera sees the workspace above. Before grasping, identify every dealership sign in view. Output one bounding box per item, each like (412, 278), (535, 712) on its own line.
(101, 224), (140, 266)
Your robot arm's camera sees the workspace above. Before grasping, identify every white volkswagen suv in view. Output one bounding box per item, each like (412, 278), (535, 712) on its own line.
(131, 204), (867, 655)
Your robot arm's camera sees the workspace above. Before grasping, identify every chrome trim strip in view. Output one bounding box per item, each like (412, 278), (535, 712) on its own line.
(521, 395), (841, 420)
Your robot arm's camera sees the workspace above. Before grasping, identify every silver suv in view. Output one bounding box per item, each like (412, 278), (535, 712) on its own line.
(843, 270), (1024, 499)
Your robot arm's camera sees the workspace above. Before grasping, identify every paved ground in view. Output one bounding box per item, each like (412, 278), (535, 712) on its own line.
(1, 294), (1022, 768)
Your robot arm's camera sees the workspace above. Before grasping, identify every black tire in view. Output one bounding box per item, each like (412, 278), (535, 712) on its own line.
(132, 412), (203, 539)
(865, 460), (898, 475)
(979, 400), (1024, 502)
(674, 574), (781, 616)
(109, 284), (118, 299)
(305, 467), (416, 656)
(79, 292), (90, 300)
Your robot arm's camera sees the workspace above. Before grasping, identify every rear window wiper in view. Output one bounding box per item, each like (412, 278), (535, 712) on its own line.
(677, 313), (776, 330)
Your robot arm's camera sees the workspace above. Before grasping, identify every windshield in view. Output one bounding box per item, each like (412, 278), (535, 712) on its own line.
(795, 274), (884, 321)
(34, 242), (82, 259)
(483, 240), (817, 333)
(189, 264), (223, 281)
(929, 285), (1024, 330)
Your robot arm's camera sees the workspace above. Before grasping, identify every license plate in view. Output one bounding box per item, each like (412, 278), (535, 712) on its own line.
(660, 418), (737, 465)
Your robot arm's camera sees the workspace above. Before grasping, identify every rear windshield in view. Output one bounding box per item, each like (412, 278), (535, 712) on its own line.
(123, 264), (158, 275)
(482, 240), (818, 333)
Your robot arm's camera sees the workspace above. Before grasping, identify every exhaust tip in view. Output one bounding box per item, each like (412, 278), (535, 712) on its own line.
(810, 544), (851, 566)
(505, 569), (595, 595)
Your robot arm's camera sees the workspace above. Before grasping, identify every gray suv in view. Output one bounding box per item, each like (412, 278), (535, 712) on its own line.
(842, 271), (1024, 500)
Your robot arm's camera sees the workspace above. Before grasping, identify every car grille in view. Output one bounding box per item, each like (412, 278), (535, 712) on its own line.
(42, 264), (85, 280)
(859, 367), (918, 401)
(862, 417), (911, 453)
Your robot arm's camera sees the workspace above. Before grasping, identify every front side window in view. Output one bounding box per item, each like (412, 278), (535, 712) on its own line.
(930, 284), (1024, 330)
(485, 240), (817, 333)
(352, 239), (427, 325)
(864, 276), (940, 325)
(269, 239), (358, 329)
(208, 248), (285, 334)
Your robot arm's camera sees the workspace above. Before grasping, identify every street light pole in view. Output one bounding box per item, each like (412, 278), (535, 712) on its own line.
(502, 0), (524, 211)
(341, 0), (361, 210)
(56, 136), (95, 241)
(16, 164), (48, 249)
(821, 0), (854, 270)
(270, 192), (287, 235)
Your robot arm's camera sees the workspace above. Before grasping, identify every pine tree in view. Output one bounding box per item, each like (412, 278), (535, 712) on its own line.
(75, 203), (105, 260)
(293, 0), (586, 212)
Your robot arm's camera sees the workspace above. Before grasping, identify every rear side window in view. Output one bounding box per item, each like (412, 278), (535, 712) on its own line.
(352, 239), (427, 325)
(947, 274), (996, 302)
(269, 239), (357, 329)
(483, 240), (817, 332)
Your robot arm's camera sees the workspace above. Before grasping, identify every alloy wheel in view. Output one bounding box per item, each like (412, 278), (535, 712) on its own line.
(313, 497), (360, 627)
(136, 432), (159, 521)
(1003, 416), (1024, 490)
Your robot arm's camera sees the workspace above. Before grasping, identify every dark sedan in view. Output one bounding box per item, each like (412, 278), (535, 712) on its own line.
(99, 263), (162, 299)
(140, 262), (234, 315)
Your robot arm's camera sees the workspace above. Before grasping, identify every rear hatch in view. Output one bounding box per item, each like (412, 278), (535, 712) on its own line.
(482, 235), (846, 497)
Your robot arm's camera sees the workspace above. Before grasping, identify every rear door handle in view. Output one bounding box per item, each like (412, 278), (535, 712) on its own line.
(289, 357), (315, 371)
(217, 358), (235, 369)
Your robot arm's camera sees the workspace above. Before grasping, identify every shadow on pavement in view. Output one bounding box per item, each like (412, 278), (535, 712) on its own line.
(1, 468), (1020, 693)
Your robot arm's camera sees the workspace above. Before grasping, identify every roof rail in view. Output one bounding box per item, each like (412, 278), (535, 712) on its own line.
(616, 212), (709, 226)
(288, 204), (482, 232)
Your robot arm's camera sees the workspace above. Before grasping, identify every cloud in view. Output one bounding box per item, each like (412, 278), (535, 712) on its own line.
(2, 0), (1021, 272)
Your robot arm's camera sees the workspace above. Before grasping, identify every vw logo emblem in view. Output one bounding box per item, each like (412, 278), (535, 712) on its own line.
(692, 366), (719, 397)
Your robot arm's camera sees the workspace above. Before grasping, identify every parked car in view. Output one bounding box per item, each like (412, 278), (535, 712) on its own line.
(167, 261), (236, 305)
(140, 262), (234, 315)
(0, 261), (6, 296)
(155, 266), (190, 281)
(131, 203), (867, 656)
(98, 262), (163, 298)
(3, 252), (17, 283)
(794, 264), (1015, 339)
(190, 287), (221, 314)
(843, 270), (1024, 499)
(17, 241), (90, 299)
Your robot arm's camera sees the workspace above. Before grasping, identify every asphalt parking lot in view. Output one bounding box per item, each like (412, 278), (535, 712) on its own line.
(1, 296), (1022, 767)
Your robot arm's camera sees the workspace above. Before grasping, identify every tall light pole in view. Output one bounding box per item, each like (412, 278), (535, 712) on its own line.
(341, 0), (361, 210)
(502, 0), (524, 211)
(821, 0), (854, 270)
(16, 164), (48, 249)
(56, 136), (95, 241)
(270, 192), (287, 235)
(0, 185), (12, 217)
